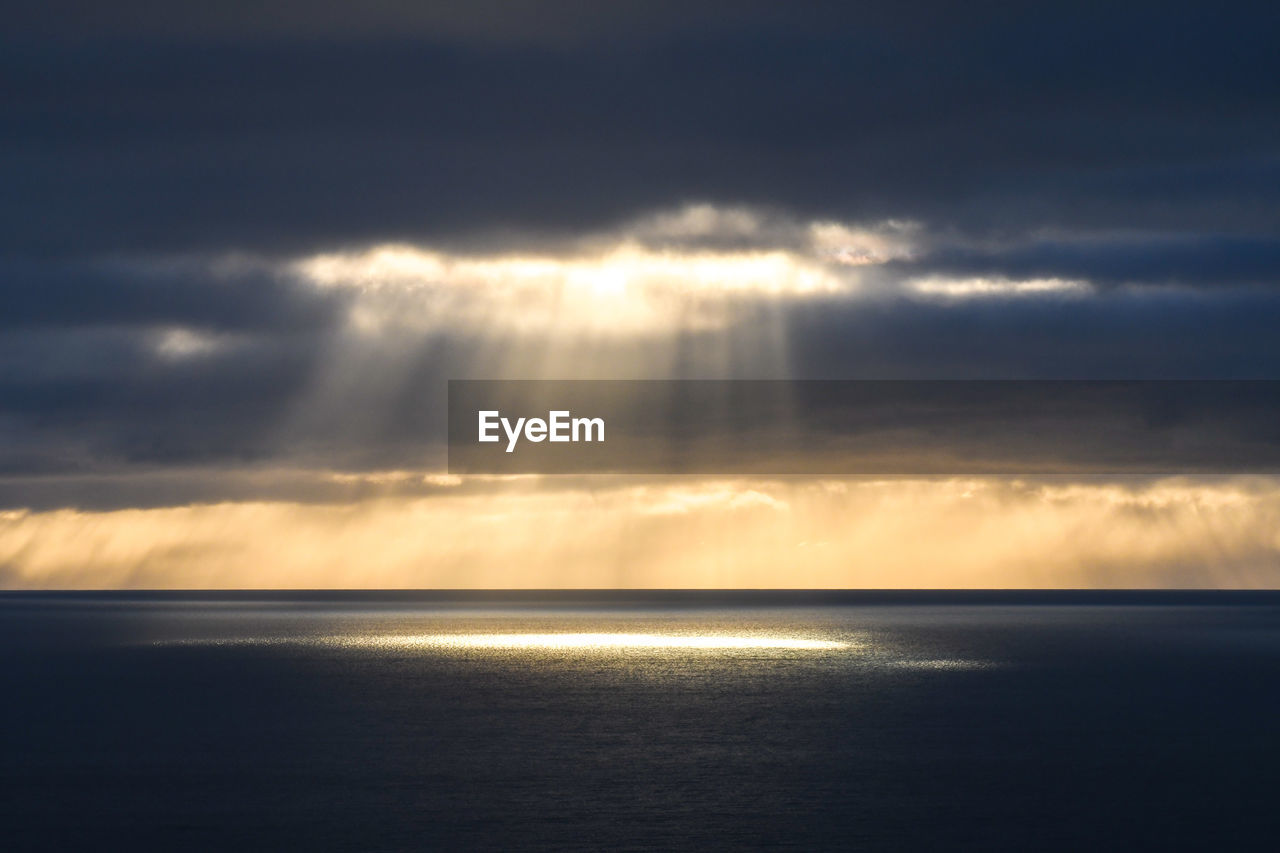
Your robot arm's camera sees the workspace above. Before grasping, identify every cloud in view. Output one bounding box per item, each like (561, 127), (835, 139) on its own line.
(3, 8), (1277, 256)
(906, 276), (1089, 299)
(3, 478), (1279, 589)
(0, 255), (341, 332)
(4, 204), (1280, 485)
(292, 242), (843, 334)
(6, 1), (853, 44)
(3, 0), (1280, 593)
(898, 234), (1280, 289)
(284, 208), (924, 334)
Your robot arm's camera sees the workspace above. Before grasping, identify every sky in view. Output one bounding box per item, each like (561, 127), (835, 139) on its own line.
(3, 2), (1280, 588)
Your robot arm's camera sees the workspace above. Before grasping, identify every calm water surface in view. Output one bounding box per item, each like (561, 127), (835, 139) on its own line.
(3, 592), (1279, 851)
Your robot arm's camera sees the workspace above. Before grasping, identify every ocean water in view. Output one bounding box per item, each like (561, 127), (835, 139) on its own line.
(3, 592), (1279, 851)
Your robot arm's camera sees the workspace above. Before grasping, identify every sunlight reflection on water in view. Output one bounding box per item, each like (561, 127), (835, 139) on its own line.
(356, 632), (851, 651)
(139, 608), (1007, 668)
(158, 632), (852, 653)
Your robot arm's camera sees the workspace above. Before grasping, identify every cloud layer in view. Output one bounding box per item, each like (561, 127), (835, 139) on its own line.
(6, 204), (1280, 490)
(5, 478), (1279, 589)
(3, 5), (1280, 585)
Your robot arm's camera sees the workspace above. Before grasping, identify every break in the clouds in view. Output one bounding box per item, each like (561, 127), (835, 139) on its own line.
(5, 204), (1280, 483)
(2, 2), (1280, 586)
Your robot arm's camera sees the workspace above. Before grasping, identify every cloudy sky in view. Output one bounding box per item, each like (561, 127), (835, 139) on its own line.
(3, 2), (1280, 587)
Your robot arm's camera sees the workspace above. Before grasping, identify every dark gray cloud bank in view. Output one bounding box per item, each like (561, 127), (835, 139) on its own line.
(3, 1), (1280, 506)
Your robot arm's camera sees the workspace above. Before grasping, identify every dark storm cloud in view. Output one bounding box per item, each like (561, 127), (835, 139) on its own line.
(0, 257), (344, 476)
(0, 325), (324, 474)
(785, 287), (1280, 380)
(5, 1), (823, 43)
(897, 235), (1280, 288)
(2, 2), (1278, 255)
(448, 380), (1280, 476)
(4, 282), (1280, 485)
(18, 1), (1264, 48)
(0, 257), (343, 331)
(3, 2), (1280, 506)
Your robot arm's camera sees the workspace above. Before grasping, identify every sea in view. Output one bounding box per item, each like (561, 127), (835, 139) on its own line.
(3, 591), (1278, 851)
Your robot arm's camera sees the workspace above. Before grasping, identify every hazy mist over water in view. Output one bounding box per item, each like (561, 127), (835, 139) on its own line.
(2, 593), (1278, 851)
